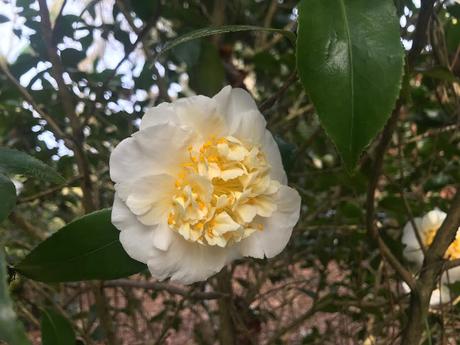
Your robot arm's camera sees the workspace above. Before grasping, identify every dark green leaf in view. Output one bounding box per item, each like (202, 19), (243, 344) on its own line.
(60, 48), (86, 68)
(296, 0), (404, 170)
(0, 174), (16, 223)
(0, 148), (64, 184)
(446, 19), (460, 54)
(417, 66), (460, 83)
(41, 308), (76, 345)
(160, 25), (296, 56)
(0, 248), (31, 345)
(171, 40), (201, 67)
(0, 14), (10, 24)
(447, 4), (460, 19)
(189, 41), (225, 96)
(16, 209), (146, 282)
(114, 28), (132, 52)
(274, 136), (296, 175)
(129, 0), (159, 21)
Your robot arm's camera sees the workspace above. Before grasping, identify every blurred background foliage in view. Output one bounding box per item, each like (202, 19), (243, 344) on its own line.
(0, 0), (460, 344)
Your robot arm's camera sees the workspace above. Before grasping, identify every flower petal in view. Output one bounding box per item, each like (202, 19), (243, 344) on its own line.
(429, 284), (451, 306)
(213, 87), (267, 145)
(124, 174), (176, 225)
(110, 123), (193, 184)
(239, 185), (300, 258)
(152, 222), (174, 251)
(421, 209), (446, 232)
(140, 102), (180, 130)
(401, 217), (424, 267)
(147, 238), (240, 284)
(112, 195), (155, 263)
(174, 95), (226, 139)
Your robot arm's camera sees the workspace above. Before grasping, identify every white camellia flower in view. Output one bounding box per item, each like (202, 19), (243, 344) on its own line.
(402, 209), (460, 305)
(110, 86), (301, 284)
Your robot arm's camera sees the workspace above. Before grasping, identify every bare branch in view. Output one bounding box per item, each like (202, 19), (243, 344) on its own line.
(37, 0), (95, 213)
(0, 62), (68, 143)
(8, 212), (46, 240)
(103, 279), (227, 300)
(365, 105), (416, 290)
(402, 189), (460, 344)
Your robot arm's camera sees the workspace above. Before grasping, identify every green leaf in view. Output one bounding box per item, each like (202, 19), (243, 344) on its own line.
(160, 25), (296, 56)
(114, 27), (133, 52)
(417, 66), (460, 83)
(447, 4), (460, 19)
(60, 48), (86, 68)
(274, 136), (296, 175)
(0, 248), (32, 345)
(16, 209), (146, 282)
(41, 308), (76, 345)
(0, 174), (16, 223)
(296, 0), (404, 170)
(0, 148), (64, 184)
(171, 40), (201, 67)
(129, 0), (159, 21)
(0, 14), (10, 24)
(189, 41), (225, 96)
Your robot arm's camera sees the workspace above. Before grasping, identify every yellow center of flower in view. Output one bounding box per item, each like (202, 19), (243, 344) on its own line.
(167, 136), (280, 247)
(424, 228), (460, 260)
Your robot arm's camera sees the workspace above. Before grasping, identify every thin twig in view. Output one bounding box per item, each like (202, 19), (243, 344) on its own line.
(0, 61), (68, 142)
(18, 175), (83, 203)
(259, 71), (298, 113)
(365, 105), (416, 290)
(37, 0), (95, 213)
(102, 279), (227, 300)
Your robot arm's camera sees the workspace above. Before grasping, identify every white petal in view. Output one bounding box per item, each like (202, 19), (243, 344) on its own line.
(239, 185), (300, 258)
(125, 174), (175, 225)
(220, 168), (245, 181)
(443, 265), (460, 284)
(213, 211), (240, 235)
(174, 95), (226, 139)
(422, 209), (446, 232)
(147, 238), (240, 284)
(140, 102), (180, 130)
(252, 196), (277, 218)
(429, 284), (452, 306)
(261, 130), (287, 184)
(401, 217), (424, 267)
(110, 123), (193, 183)
(236, 204), (258, 223)
(152, 222), (174, 251)
(215, 88), (266, 144)
(112, 195), (154, 263)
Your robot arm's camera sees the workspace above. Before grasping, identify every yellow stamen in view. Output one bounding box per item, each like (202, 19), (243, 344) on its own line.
(167, 136), (278, 247)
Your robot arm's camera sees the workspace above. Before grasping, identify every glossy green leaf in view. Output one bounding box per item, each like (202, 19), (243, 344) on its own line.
(0, 248), (31, 345)
(296, 0), (404, 170)
(0, 174), (16, 223)
(16, 209), (146, 282)
(189, 41), (225, 96)
(160, 25), (296, 56)
(0, 148), (64, 184)
(41, 308), (76, 345)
